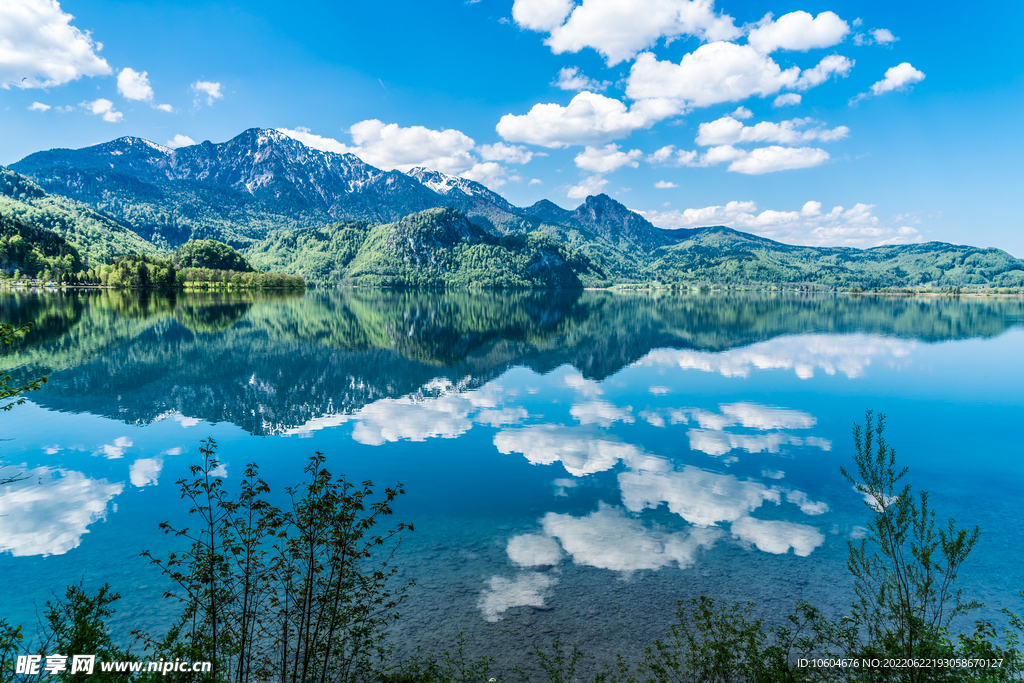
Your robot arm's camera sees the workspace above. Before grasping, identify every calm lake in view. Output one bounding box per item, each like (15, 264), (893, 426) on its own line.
(2, 289), (1023, 673)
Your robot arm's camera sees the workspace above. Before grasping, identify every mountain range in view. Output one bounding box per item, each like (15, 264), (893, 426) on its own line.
(3, 127), (1023, 289)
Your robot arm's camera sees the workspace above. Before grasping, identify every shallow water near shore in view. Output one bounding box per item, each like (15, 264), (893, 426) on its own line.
(2, 289), (1023, 675)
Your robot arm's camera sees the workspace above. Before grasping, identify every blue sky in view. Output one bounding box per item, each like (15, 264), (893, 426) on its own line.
(2, 0), (1022, 254)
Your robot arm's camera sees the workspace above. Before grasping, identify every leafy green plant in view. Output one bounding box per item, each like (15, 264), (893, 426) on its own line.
(841, 410), (981, 678)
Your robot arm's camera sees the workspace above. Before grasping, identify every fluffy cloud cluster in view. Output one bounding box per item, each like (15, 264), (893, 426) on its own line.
(165, 134), (196, 148)
(574, 143), (643, 172)
(501, 43), (854, 155)
(497, 91), (655, 148)
(853, 28), (898, 46)
(851, 63), (925, 104)
(648, 142), (829, 175)
(191, 80), (223, 106)
(1, 0), (111, 88)
(513, 0), (741, 66)
(695, 115), (848, 146)
(566, 174), (610, 199)
(636, 199), (923, 247)
(115, 67), (173, 111)
(553, 66), (610, 91)
(280, 122), (535, 190)
(82, 98), (123, 123)
(347, 120), (477, 174)
(746, 11), (849, 54)
(869, 62), (925, 95)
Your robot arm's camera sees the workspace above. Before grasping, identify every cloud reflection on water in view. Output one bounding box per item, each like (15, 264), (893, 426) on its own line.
(0, 467), (123, 557)
(638, 334), (915, 379)
(540, 503), (722, 573)
(477, 572), (558, 622)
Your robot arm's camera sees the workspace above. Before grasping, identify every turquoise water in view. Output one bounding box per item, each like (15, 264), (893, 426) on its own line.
(1, 289), (1022, 672)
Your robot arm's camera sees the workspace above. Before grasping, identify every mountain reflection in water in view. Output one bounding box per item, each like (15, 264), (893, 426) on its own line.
(3, 289), (1021, 436)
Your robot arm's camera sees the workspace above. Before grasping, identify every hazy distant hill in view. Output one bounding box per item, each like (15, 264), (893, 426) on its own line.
(6, 129), (1024, 289)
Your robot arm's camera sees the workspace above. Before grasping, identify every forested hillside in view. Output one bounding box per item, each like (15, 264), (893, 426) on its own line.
(5, 129), (1024, 290)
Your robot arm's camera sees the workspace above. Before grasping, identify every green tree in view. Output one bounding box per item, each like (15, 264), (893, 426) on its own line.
(841, 411), (982, 679)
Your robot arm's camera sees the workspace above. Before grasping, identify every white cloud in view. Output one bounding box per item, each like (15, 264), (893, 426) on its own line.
(773, 93), (801, 107)
(117, 67), (153, 101)
(746, 11), (849, 54)
(347, 119), (477, 174)
(129, 457), (163, 487)
(82, 98), (123, 123)
(515, 0), (741, 66)
(165, 134), (196, 148)
(553, 66), (610, 91)
(619, 466), (778, 526)
(512, 0), (575, 32)
(277, 127), (353, 154)
(695, 115), (848, 146)
(0, 467), (123, 557)
(478, 572), (557, 622)
(478, 141), (534, 164)
(541, 503), (721, 572)
(660, 142), (829, 174)
(855, 28), (898, 46)
(493, 424), (659, 476)
(0, 0), (111, 89)
(529, 178), (543, 185)
(191, 80), (223, 105)
(869, 62), (925, 96)
(626, 43), (799, 108)
(155, 103), (173, 112)
(730, 516), (824, 556)
(461, 161), (520, 189)
(731, 106), (753, 119)
(497, 91), (655, 148)
(637, 199), (925, 247)
(28, 101), (50, 111)
(762, 469), (785, 479)
(574, 143), (643, 173)
(654, 180), (678, 188)
(283, 123), (487, 175)
(507, 533), (563, 566)
(727, 145), (830, 174)
(871, 28), (897, 44)
(569, 400), (634, 426)
(793, 55), (854, 90)
(567, 174), (609, 199)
